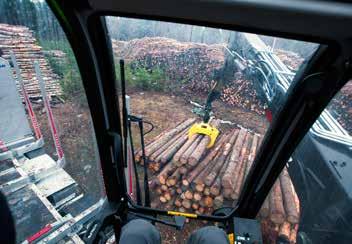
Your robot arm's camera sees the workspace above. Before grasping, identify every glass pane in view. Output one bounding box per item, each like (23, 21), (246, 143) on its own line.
(257, 80), (352, 243)
(106, 16), (318, 215)
(0, 2), (105, 243)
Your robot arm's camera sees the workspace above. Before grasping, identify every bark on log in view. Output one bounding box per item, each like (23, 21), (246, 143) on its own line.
(279, 167), (299, 224)
(180, 135), (203, 165)
(145, 118), (196, 156)
(157, 162), (177, 185)
(150, 127), (188, 161)
(278, 222), (291, 241)
(185, 134), (229, 185)
(173, 134), (200, 165)
(222, 128), (248, 189)
(269, 181), (286, 224)
(232, 133), (252, 200)
(159, 133), (189, 164)
(259, 197), (270, 218)
(205, 130), (238, 186)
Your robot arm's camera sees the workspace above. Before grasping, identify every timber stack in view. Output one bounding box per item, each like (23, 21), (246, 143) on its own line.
(136, 118), (300, 243)
(0, 23), (62, 98)
(111, 38), (265, 115)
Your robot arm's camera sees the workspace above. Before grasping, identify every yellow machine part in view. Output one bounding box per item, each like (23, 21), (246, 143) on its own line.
(188, 122), (219, 148)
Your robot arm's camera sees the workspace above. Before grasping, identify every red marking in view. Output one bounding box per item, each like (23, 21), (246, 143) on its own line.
(44, 97), (64, 159)
(22, 84), (42, 139)
(128, 146), (133, 196)
(0, 140), (8, 152)
(265, 109), (273, 122)
(26, 225), (52, 243)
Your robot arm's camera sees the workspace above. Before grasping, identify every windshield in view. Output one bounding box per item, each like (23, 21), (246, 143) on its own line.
(105, 16), (325, 239)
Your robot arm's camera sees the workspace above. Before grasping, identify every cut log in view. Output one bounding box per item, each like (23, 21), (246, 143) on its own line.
(179, 166), (188, 175)
(182, 199), (192, 209)
(192, 202), (199, 210)
(232, 133), (252, 200)
(149, 127), (188, 161)
(173, 134), (200, 165)
(184, 190), (193, 200)
(203, 196), (214, 208)
(185, 134), (229, 185)
(269, 181), (286, 224)
(193, 192), (202, 202)
(164, 191), (172, 201)
(166, 169), (181, 186)
(213, 195), (224, 209)
(290, 224), (299, 243)
(279, 168), (299, 224)
(145, 118), (196, 156)
(175, 197), (182, 208)
(157, 162), (177, 185)
(160, 195), (167, 203)
(136, 131), (167, 162)
(161, 184), (168, 192)
(203, 187), (210, 196)
(205, 130), (238, 186)
(244, 134), (259, 177)
(278, 222), (291, 241)
(259, 197), (270, 218)
(180, 135), (203, 165)
(222, 128), (248, 189)
(159, 133), (189, 164)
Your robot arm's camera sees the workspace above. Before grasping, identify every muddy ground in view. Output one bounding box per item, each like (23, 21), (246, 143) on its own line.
(35, 90), (268, 243)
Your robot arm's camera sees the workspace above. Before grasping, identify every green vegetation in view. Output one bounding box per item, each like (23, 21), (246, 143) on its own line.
(115, 61), (168, 91)
(42, 40), (86, 106)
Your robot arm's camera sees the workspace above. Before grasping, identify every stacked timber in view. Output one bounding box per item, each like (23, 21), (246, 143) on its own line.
(259, 167), (300, 243)
(112, 37), (265, 115)
(221, 77), (266, 115)
(0, 24), (62, 98)
(137, 118), (300, 243)
(112, 37), (225, 93)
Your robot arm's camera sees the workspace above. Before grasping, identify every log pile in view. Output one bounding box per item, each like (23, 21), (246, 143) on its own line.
(136, 118), (300, 243)
(0, 24), (62, 98)
(221, 77), (266, 115)
(112, 37), (265, 115)
(112, 37), (225, 93)
(259, 167), (300, 243)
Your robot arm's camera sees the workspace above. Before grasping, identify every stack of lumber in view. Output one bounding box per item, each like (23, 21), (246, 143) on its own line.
(136, 118), (300, 243)
(112, 37), (225, 93)
(0, 24), (62, 98)
(221, 77), (266, 115)
(112, 37), (265, 115)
